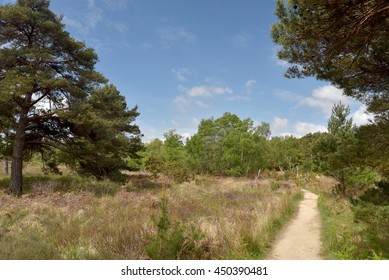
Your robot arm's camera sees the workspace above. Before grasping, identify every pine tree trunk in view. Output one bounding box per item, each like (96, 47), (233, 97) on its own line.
(4, 157), (8, 175)
(9, 112), (28, 196)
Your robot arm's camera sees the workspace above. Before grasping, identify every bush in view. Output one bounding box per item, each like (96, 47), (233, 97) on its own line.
(145, 187), (208, 259)
(319, 186), (389, 260)
(164, 163), (192, 184)
(350, 181), (389, 259)
(145, 156), (192, 184)
(145, 156), (165, 178)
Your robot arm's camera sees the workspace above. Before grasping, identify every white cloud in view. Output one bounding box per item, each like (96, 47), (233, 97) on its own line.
(178, 132), (192, 140)
(300, 85), (354, 116)
(171, 68), (191, 82)
(271, 117), (290, 136)
(271, 117), (326, 138)
(192, 118), (200, 126)
(353, 105), (373, 126)
(293, 122), (327, 138)
(140, 127), (165, 143)
(173, 95), (208, 112)
(178, 85), (233, 98)
(273, 117), (289, 130)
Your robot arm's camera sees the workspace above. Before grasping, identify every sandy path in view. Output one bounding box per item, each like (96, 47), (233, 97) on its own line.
(267, 189), (322, 260)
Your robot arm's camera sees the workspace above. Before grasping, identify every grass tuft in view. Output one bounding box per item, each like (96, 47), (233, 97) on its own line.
(0, 175), (303, 259)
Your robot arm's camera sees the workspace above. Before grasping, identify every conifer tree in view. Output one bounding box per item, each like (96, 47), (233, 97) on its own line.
(0, 0), (141, 194)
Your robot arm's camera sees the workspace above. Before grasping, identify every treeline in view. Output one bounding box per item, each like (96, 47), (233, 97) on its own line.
(0, 0), (387, 199)
(142, 104), (388, 197)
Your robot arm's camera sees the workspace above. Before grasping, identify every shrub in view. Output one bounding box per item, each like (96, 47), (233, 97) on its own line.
(164, 163), (192, 184)
(145, 187), (208, 259)
(351, 181), (389, 259)
(145, 156), (165, 178)
(145, 156), (192, 184)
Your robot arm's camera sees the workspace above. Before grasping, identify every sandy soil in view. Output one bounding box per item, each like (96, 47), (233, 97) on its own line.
(267, 189), (322, 260)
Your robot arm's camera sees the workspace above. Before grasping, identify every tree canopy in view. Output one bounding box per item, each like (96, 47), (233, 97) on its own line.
(272, 0), (389, 115)
(0, 0), (141, 194)
(312, 103), (359, 195)
(186, 113), (270, 176)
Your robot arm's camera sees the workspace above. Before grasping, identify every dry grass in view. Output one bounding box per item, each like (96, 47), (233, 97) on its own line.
(0, 158), (73, 177)
(0, 173), (302, 260)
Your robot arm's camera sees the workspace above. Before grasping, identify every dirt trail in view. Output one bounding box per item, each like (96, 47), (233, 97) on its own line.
(267, 189), (322, 260)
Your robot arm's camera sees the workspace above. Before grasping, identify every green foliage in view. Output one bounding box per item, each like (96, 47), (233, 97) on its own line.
(162, 130), (187, 165)
(186, 113), (269, 176)
(0, 0), (141, 194)
(267, 136), (302, 171)
(164, 162), (192, 184)
(351, 180), (389, 258)
(318, 184), (389, 260)
(145, 155), (165, 178)
(318, 194), (362, 259)
(145, 156), (192, 184)
(40, 148), (62, 175)
(356, 122), (389, 179)
(0, 229), (59, 260)
(312, 103), (360, 196)
(143, 131), (192, 183)
(59, 85), (142, 182)
(272, 0), (389, 115)
(145, 187), (207, 260)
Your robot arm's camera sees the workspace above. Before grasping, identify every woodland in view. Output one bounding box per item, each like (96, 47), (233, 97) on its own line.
(0, 0), (388, 259)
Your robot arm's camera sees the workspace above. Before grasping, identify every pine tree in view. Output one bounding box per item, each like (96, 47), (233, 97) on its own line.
(313, 103), (358, 196)
(272, 0), (389, 115)
(0, 0), (141, 194)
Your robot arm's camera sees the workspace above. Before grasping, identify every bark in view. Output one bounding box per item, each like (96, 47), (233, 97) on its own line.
(9, 111), (28, 196)
(3, 157), (8, 175)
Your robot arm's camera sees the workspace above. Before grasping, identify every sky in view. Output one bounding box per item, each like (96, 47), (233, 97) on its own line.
(2, 0), (372, 142)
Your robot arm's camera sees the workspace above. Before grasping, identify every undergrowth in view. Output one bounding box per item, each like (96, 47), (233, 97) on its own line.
(314, 176), (389, 259)
(0, 175), (120, 196)
(0, 175), (303, 260)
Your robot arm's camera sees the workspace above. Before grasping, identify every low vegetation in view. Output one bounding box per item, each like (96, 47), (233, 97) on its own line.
(0, 169), (302, 260)
(0, 0), (387, 261)
(305, 175), (389, 259)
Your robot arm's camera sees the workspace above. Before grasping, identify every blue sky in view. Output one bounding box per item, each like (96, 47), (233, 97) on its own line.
(3, 0), (371, 141)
